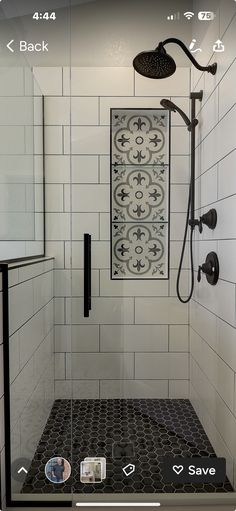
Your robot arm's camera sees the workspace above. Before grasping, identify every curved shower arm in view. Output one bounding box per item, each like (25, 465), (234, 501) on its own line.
(157, 38), (217, 75)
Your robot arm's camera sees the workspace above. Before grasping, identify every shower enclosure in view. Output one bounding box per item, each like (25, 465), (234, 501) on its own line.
(1, 1), (236, 509)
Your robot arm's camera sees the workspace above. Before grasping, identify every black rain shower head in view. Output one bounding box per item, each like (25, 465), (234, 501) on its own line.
(133, 43), (176, 79)
(133, 38), (217, 79)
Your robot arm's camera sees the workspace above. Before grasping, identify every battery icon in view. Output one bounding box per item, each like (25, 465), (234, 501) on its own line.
(198, 11), (215, 20)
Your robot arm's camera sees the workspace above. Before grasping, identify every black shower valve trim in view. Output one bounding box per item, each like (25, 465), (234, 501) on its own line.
(197, 252), (219, 286)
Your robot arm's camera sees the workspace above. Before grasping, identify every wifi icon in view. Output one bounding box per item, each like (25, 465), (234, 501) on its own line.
(184, 11), (194, 20)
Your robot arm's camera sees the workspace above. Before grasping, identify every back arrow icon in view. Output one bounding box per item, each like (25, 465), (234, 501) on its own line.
(17, 466), (28, 474)
(7, 39), (14, 53)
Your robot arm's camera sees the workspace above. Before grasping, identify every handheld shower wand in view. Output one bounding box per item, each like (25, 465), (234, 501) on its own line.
(160, 98), (198, 131)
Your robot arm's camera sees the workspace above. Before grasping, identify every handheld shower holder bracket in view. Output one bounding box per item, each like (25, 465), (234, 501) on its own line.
(190, 90), (203, 101)
(198, 208), (217, 233)
(188, 219), (200, 229)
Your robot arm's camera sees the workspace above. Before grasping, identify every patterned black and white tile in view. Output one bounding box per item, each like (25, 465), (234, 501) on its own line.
(112, 164), (169, 223)
(111, 110), (169, 166)
(112, 222), (168, 278)
(111, 109), (170, 280)
(21, 399), (233, 495)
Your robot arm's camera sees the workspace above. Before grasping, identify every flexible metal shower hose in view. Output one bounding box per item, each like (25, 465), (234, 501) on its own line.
(176, 183), (195, 303)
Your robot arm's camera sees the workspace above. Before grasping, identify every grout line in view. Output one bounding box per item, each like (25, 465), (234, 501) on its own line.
(35, 94), (191, 98)
(98, 96), (100, 125)
(196, 102), (236, 149)
(64, 297), (66, 324)
(190, 323), (236, 375)
(10, 324), (54, 385)
(64, 241), (66, 269)
(190, 353), (236, 421)
(62, 125), (65, 155)
(10, 296), (54, 337)
(98, 154), (101, 183)
(62, 350), (188, 354)
(63, 183), (65, 212)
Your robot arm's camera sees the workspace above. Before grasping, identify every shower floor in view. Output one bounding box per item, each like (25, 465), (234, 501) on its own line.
(22, 399), (233, 494)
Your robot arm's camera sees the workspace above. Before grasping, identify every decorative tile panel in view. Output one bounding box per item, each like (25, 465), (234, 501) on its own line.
(112, 109), (169, 165)
(112, 164), (168, 223)
(112, 222), (168, 279)
(111, 109), (170, 280)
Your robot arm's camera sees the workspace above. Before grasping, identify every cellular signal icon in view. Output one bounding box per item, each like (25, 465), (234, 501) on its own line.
(167, 12), (180, 21)
(184, 11), (195, 20)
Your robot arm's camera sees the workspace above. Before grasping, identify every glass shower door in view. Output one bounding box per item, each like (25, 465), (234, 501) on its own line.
(68, 82), (171, 506)
(3, 1), (74, 506)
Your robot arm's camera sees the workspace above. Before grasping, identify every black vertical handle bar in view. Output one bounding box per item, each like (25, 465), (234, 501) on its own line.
(84, 233), (91, 317)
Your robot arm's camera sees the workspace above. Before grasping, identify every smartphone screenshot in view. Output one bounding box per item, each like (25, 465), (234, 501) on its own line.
(0, 0), (235, 510)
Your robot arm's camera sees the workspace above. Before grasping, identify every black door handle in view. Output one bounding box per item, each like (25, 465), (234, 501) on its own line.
(84, 233), (91, 317)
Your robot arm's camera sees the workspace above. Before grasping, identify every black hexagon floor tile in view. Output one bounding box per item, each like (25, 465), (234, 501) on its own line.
(21, 399), (233, 494)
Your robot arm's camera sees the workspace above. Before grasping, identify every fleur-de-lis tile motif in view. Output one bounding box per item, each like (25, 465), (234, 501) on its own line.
(112, 223), (167, 278)
(112, 110), (169, 165)
(111, 109), (170, 280)
(112, 165), (168, 223)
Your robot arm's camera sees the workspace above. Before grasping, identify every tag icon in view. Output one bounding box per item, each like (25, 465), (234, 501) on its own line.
(122, 463), (135, 477)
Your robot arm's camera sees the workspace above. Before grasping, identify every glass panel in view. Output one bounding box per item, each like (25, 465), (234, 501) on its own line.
(0, 66), (44, 260)
(5, 0), (72, 506)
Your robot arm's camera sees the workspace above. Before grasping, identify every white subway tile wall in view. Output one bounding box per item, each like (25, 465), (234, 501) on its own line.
(7, 260), (54, 495)
(36, 65), (191, 400)
(190, 6), (236, 488)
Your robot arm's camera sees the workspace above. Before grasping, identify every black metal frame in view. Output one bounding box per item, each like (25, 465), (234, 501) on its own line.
(42, 95), (46, 257)
(110, 107), (171, 281)
(84, 233), (92, 317)
(1, 264), (10, 507)
(1, 261), (71, 508)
